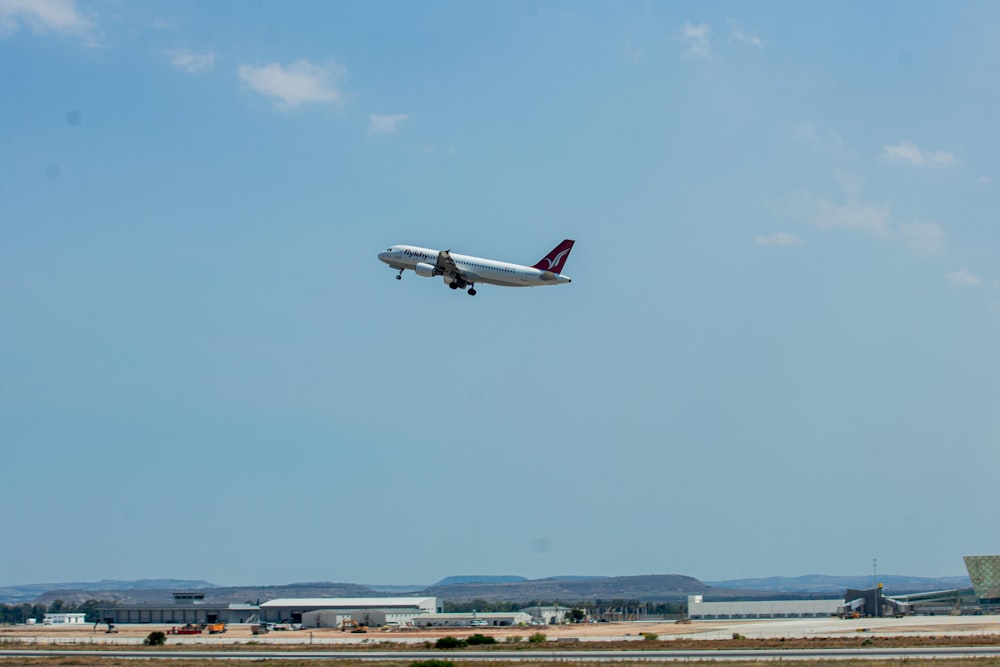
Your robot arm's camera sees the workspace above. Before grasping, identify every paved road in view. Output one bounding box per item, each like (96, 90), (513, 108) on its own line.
(5, 646), (1000, 661)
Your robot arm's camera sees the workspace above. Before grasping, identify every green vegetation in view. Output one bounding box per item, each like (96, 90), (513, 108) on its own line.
(434, 636), (467, 649)
(408, 661), (455, 667)
(143, 631), (167, 646)
(528, 632), (547, 643)
(465, 633), (497, 645)
(505, 635), (522, 643)
(641, 632), (658, 641)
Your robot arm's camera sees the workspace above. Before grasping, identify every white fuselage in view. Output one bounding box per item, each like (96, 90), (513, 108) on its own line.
(378, 245), (572, 287)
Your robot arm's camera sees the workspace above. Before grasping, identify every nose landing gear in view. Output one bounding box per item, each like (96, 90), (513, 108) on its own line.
(395, 269), (403, 280)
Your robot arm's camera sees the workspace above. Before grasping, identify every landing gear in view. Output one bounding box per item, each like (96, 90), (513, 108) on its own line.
(395, 269), (403, 280)
(449, 281), (459, 289)
(468, 287), (477, 296)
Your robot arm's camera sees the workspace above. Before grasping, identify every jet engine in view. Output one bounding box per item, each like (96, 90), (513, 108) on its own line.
(414, 262), (438, 277)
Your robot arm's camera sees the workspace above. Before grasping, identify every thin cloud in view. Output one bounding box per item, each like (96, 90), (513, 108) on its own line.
(729, 21), (762, 47)
(678, 22), (711, 59)
(976, 176), (992, 185)
(782, 189), (891, 238)
(368, 113), (409, 135)
(164, 49), (215, 74)
(238, 59), (347, 111)
(0, 0), (96, 43)
(792, 121), (845, 157)
(897, 221), (946, 257)
(946, 268), (981, 287)
(755, 232), (802, 247)
(882, 141), (959, 167)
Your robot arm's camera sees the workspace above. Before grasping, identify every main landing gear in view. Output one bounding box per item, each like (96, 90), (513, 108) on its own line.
(448, 280), (477, 296)
(395, 269), (403, 280)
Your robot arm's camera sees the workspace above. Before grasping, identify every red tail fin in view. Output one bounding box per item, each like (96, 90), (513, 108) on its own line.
(532, 239), (575, 274)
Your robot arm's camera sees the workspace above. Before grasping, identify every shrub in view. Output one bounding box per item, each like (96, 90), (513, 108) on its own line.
(732, 633), (746, 640)
(641, 632), (659, 641)
(435, 636), (467, 649)
(506, 635), (523, 643)
(144, 631), (166, 646)
(528, 632), (547, 643)
(466, 633), (496, 646)
(409, 661), (456, 667)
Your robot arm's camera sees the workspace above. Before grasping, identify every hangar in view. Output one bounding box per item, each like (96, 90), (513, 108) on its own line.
(99, 602), (259, 625)
(259, 597), (437, 624)
(687, 595), (843, 620)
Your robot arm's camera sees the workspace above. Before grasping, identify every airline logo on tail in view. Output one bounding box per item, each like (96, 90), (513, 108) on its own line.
(533, 239), (575, 274)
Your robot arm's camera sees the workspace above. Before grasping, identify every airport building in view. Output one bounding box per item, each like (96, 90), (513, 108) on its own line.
(521, 605), (572, 624)
(259, 597), (437, 624)
(412, 611), (533, 627)
(43, 613), (87, 625)
(99, 601), (259, 625)
(965, 555), (1000, 606)
(687, 595), (843, 620)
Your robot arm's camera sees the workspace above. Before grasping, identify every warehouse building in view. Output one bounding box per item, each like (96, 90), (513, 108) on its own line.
(98, 602), (259, 625)
(302, 607), (428, 628)
(259, 597), (437, 624)
(687, 595), (843, 619)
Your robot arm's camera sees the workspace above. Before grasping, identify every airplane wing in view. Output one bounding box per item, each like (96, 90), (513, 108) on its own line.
(436, 250), (464, 278)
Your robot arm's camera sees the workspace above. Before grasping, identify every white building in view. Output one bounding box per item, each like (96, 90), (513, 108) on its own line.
(43, 613), (87, 625)
(302, 608), (425, 628)
(687, 595), (843, 619)
(413, 611), (532, 627)
(520, 605), (572, 624)
(259, 597), (436, 624)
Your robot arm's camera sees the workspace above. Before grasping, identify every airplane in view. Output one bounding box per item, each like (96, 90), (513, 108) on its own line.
(378, 239), (574, 296)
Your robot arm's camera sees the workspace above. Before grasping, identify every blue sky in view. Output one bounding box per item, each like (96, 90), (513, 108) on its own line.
(2, 0), (999, 588)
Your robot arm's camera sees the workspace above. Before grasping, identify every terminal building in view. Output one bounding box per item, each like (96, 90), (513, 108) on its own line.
(965, 555), (1000, 607)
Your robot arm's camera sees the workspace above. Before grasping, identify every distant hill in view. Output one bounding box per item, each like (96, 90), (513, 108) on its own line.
(420, 574), (709, 603)
(706, 574), (971, 594)
(0, 579), (214, 604)
(432, 575), (528, 586)
(29, 581), (379, 606)
(363, 584), (427, 594)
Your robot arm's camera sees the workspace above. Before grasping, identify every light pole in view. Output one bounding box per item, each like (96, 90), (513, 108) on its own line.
(873, 558), (879, 618)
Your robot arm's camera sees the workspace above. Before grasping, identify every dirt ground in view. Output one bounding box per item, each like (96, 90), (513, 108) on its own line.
(4, 615), (1000, 648)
